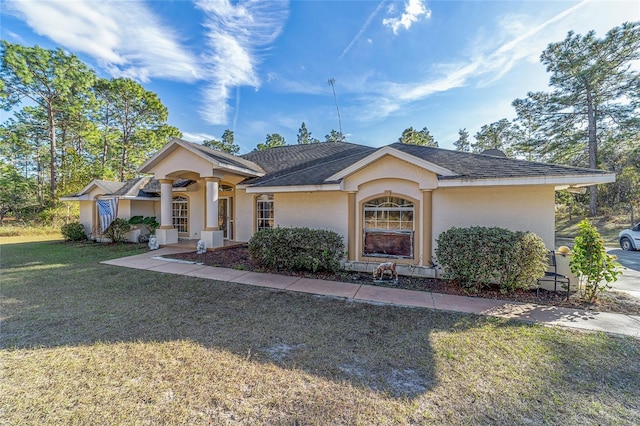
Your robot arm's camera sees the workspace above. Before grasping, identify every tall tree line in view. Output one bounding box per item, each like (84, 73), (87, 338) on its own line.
(452, 22), (640, 216)
(0, 42), (180, 213)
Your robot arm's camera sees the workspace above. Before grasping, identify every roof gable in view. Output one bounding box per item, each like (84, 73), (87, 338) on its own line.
(326, 146), (456, 182)
(138, 138), (264, 177)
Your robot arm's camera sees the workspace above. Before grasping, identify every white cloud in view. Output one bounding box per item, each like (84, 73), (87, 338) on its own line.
(181, 132), (219, 144)
(382, 0), (431, 35)
(5, 0), (202, 83)
(196, 0), (289, 125)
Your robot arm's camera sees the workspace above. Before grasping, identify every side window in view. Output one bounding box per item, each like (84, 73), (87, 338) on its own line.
(256, 194), (274, 231)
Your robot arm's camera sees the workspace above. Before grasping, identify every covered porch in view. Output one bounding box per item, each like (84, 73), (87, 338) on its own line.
(137, 138), (264, 250)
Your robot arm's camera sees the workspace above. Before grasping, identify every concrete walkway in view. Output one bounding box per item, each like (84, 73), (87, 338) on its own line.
(102, 248), (640, 339)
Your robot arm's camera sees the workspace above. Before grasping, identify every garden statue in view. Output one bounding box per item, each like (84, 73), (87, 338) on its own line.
(148, 235), (159, 250)
(373, 261), (398, 282)
(196, 239), (206, 254)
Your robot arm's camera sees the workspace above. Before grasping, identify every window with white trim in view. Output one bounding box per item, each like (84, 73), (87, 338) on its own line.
(256, 194), (274, 231)
(363, 196), (414, 258)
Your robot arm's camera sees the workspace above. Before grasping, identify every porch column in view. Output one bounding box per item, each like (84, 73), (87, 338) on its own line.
(156, 178), (178, 245)
(422, 190), (433, 266)
(201, 177), (224, 249)
(204, 177), (219, 231)
(159, 179), (174, 228)
(347, 192), (356, 261)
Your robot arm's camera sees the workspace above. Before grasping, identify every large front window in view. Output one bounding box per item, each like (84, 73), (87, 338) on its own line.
(172, 196), (188, 234)
(256, 194), (274, 231)
(363, 196), (414, 258)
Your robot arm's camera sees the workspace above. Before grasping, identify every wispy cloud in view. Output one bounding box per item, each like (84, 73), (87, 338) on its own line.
(5, 0), (202, 83)
(382, 0), (431, 35)
(363, 0), (592, 120)
(181, 131), (219, 144)
(196, 0), (289, 125)
(340, 1), (386, 59)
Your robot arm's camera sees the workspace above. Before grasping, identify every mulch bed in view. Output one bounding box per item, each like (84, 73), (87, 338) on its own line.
(169, 245), (640, 315)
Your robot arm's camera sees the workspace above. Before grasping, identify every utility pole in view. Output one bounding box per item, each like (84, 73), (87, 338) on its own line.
(327, 78), (342, 137)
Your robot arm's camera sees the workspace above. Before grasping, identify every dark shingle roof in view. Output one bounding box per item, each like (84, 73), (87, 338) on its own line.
(240, 142), (376, 187)
(140, 178), (194, 195)
(236, 142), (611, 187)
(95, 180), (127, 193)
(184, 141), (264, 174)
(390, 143), (612, 180)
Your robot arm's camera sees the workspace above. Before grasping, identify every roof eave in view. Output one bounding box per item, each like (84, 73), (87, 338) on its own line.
(245, 183), (343, 193)
(437, 173), (616, 188)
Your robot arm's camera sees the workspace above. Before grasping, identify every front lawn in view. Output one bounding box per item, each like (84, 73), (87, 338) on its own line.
(1, 239), (639, 425)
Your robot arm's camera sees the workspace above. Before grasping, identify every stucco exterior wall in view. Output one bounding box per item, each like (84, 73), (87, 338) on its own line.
(275, 192), (349, 241)
(235, 188), (254, 242)
(79, 200), (94, 235)
(432, 185), (556, 249)
(343, 155), (437, 192)
(117, 199), (132, 218)
(151, 147), (217, 179)
(234, 190), (349, 243)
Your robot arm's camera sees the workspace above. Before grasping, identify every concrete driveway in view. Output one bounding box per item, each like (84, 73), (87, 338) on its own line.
(607, 248), (640, 300)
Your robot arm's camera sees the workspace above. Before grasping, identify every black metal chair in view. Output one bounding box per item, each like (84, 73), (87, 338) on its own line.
(537, 250), (571, 300)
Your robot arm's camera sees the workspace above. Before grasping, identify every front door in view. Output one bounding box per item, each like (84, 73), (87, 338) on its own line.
(219, 197), (233, 240)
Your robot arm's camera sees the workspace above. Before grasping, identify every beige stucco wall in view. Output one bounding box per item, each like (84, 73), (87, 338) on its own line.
(235, 188), (254, 242)
(151, 146), (217, 180)
(79, 200), (94, 235)
(275, 192), (349, 241)
(343, 155), (437, 192)
(432, 185), (556, 250)
(117, 199), (132, 218)
(234, 190), (349, 243)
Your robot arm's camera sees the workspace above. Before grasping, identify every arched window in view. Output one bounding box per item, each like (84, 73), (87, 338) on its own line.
(172, 196), (188, 234)
(256, 194), (274, 231)
(363, 196), (414, 258)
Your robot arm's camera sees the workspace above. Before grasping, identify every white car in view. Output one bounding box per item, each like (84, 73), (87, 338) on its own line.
(619, 222), (640, 251)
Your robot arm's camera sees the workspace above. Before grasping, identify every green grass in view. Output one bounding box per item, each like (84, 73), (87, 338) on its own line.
(556, 213), (630, 246)
(2, 239), (640, 425)
(0, 225), (62, 238)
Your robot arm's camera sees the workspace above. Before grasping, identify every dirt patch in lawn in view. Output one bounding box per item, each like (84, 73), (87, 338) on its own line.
(169, 245), (640, 315)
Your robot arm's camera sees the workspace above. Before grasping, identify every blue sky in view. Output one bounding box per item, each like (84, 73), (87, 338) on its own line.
(2, 0), (639, 154)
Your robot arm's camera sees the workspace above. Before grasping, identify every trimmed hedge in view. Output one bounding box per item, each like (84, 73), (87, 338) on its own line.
(248, 227), (345, 273)
(435, 226), (548, 293)
(61, 222), (87, 241)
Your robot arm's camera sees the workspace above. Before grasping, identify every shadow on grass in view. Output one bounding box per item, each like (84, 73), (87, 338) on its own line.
(0, 241), (495, 399)
(2, 240), (640, 417)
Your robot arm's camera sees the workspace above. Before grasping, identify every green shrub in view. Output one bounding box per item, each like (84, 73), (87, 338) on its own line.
(248, 227), (344, 273)
(435, 226), (548, 293)
(570, 219), (622, 303)
(128, 216), (159, 234)
(104, 218), (131, 243)
(60, 222), (87, 241)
